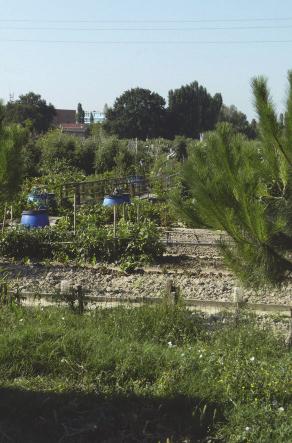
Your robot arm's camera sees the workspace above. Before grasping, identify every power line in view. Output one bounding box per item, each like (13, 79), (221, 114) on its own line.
(1, 25), (292, 31)
(0, 17), (292, 24)
(1, 38), (292, 45)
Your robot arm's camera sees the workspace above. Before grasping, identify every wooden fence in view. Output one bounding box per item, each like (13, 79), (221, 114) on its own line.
(59, 174), (177, 205)
(3, 287), (291, 317)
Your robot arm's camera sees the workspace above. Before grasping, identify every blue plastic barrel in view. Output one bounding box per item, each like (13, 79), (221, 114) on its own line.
(27, 193), (47, 209)
(103, 194), (131, 207)
(21, 210), (50, 228)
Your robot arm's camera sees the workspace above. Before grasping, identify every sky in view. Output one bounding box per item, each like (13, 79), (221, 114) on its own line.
(1, 0), (292, 119)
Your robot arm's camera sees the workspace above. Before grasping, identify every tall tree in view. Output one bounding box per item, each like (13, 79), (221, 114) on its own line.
(174, 71), (292, 288)
(104, 88), (166, 139)
(77, 103), (85, 124)
(0, 116), (27, 200)
(219, 104), (257, 139)
(4, 92), (55, 134)
(167, 82), (222, 139)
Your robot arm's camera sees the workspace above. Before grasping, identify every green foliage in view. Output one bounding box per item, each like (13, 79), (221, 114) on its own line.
(0, 306), (291, 442)
(0, 124), (28, 201)
(105, 87), (167, 139)
(3, 92), (55, 134)
(219, 104), (257, 139)
(75, 138), (96, 174)
(95, 136), (124, 173)
(37, 129), (78, 169)
(168, 81), (222, 138)
(0, 219), (164, 268)
(176, 72), (292, 288)
(127, 199), (179, 227)
(0, 227), (65, 259)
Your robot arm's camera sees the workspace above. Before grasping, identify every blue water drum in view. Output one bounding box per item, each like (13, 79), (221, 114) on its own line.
(103, 194), (131, 207)
(21, 210), (50, 228)
(27, 193), (47, 209)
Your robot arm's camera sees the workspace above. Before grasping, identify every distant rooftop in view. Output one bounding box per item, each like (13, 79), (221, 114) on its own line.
(60, 123), (87, 138)
(55, 109), (76, 125)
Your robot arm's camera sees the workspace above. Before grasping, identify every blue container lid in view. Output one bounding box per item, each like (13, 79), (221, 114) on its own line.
(22, 209), (48, 215)
(103, 194), (131, 206)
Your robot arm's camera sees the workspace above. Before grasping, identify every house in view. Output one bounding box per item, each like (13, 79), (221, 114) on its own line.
(60, 123), (87, 138)
(54, 109), (76, 125)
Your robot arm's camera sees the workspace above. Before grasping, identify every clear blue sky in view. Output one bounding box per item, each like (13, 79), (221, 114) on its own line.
(1, 0), (292, 119)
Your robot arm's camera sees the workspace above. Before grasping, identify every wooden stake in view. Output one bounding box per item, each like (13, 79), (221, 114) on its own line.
(2, 203), (7, 233)
(136, 202), (140, 224)
(113, 205), (117, 238)
(10, 206), (13, 224)
(73, 194), (76, 236)
(285, 308), (292, 349)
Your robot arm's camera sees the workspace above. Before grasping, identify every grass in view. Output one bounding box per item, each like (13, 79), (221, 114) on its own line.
(0, 304), (291, 442)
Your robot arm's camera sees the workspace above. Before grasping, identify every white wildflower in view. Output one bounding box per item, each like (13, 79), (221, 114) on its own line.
(278, 407), (284, 412)
(250, 356), (255, 362)
(19, 319), (24, 322)
(245, 426), (250, 432)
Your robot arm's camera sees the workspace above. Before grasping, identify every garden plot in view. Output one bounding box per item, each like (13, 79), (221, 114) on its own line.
(2, 228), (291, 308)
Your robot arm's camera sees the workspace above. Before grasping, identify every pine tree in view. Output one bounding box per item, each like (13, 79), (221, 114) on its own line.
(175, 71), (292, 288)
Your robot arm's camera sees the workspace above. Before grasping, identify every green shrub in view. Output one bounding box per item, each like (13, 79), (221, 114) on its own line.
(0, 220), (164, 268)
(127, 198), (179, 227)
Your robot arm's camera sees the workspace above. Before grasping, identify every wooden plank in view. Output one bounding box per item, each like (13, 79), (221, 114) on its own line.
(15, 291), (292, 314)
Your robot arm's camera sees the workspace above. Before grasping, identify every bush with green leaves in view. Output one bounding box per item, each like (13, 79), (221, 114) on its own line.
(0, 219), (164, 268)
(0, 226), (67, 260)
(126, 199), (179, 227)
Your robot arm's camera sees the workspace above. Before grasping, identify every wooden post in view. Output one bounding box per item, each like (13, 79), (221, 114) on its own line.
(75, 185), (81, 206)
(60, 185), (64, 207)
(76, 285), (84, 314)
(113, 205), (117, 238)
(73, 194), (76, 236)
(285, 308), (292, 349)
(233, 287), (242, 324)
(136, 202), (140, 224)
(10, 206), (13, 225)
(2, 203), (7, 234)
(165, 279), (179, 305)
(113, 205), (118, 260)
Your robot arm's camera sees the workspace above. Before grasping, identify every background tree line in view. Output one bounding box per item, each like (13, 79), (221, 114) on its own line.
(104, 81), (257, 140)
(0, 81), (258, 202)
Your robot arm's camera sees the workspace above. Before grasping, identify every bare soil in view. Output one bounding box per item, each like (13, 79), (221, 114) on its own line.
(2, 228), (291, 307)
